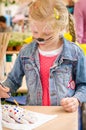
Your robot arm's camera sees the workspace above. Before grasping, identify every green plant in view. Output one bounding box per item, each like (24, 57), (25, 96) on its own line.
(14, 41), (23, 46)
(8, 32), (30, 48)
(8, 40), (16, 47)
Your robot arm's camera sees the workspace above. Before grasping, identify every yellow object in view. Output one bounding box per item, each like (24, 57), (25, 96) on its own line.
(54, 8), (60, 20)
(76, 42), (86, 56)
(64, 33), (86, 56)
(64, 32), (72, 42)
(24, 36), (33, 44)
(11, 96), (19, 106)
(13, 99), (19, 106)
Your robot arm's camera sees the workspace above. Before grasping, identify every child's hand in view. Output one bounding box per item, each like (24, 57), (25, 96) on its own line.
(60, 97), (79, 112)
(0, 85), (10, 98)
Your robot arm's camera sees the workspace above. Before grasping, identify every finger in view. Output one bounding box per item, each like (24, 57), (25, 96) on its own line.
(61, 97), (76, 105)
(0, 93), (10, 98)
(1, 86), (10, 93)
(61, 98), (75, 111)
(62, 98), (78, 112)
(60, 98), (69, 105)
(0, 85), (10, 98)
(0, 90), (10, 98)
(65, 98), (79, 108)
(64, 104), (78, 112)
(63, 102), (76, 110)
(63, 98), (78, 108)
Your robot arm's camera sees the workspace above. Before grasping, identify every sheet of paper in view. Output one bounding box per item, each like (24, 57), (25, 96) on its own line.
(2, 110), (57, 130)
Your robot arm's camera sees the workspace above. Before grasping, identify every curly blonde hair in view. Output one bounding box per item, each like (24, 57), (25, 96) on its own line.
(29, 0), (69, 33)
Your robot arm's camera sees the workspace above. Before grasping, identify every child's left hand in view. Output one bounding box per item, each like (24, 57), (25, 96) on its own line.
(60, 97), (79, 112)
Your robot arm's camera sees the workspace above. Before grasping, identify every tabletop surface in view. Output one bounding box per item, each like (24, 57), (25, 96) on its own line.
(3, 106), (78, 130)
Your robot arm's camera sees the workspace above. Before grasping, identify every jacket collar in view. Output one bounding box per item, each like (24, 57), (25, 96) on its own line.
(59, 38), (77, 61)
(21, 37), (77, 62)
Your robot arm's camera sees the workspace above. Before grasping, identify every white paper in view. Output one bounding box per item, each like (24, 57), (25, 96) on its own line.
(2, 110), (57, 130)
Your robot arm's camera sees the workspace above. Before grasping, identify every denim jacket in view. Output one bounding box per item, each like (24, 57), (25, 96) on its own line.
(3, 38), (86, 105)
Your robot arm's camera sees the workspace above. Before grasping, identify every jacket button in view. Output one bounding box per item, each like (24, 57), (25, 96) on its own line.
(51, 93), (56, 96)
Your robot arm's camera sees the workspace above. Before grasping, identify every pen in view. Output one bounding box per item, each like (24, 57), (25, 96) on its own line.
(0, 82), (19, 106)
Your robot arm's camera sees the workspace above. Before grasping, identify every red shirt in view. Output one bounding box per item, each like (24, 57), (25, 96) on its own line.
(39, 54), (57, 106)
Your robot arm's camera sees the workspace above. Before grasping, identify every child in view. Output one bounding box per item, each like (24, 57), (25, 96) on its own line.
(1, 0), (86, 112)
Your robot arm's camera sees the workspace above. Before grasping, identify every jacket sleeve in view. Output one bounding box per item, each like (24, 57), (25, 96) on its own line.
(73, 50), (86, 103)
(3, 52), (24, 93)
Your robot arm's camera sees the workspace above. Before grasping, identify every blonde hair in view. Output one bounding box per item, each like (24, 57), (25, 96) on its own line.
(68, 13), (76, 42)
(29, 0), (69, 32)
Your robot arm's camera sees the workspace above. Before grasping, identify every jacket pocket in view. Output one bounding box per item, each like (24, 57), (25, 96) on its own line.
(25, 64), (36, 85)
(55, 66), (72, 87)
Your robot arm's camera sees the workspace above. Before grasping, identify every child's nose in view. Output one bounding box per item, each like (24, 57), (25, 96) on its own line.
(36, 32), (44, 39)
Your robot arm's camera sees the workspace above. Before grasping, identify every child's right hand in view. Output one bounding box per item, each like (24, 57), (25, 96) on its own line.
(0, 85), (10, 98)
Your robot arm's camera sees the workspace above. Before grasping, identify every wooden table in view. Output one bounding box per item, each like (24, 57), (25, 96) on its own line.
(3, 106), (78, 130)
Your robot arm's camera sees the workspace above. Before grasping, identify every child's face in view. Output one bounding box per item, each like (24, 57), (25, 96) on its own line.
(29, 19), (58, 45)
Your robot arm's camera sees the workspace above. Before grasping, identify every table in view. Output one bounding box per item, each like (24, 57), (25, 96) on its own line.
(3, 106), (78, 130)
